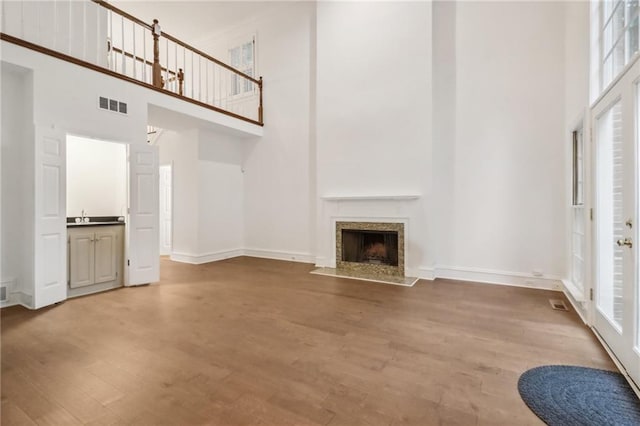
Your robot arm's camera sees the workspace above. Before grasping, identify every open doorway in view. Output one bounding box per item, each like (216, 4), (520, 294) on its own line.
(66, 135), (127, 298)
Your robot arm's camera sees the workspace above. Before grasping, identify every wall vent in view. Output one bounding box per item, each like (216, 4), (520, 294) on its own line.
(0, 286), (6, 302)
(98, 96), (128, 115)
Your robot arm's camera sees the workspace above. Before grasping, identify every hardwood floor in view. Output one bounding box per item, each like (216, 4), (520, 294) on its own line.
(1, 256), (614, 425)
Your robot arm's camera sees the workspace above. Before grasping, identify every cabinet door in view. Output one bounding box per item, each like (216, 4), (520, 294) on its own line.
(69, 233), (94, 288)
(94, 230), (117, 284)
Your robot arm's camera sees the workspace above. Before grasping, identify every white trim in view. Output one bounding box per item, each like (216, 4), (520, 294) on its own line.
(562, 283), (590, 325)
(321, 195), (421, 201)
(243, 248), (315, 264)
(170, 249), (244, 265)
(415, 266), (435, 280)
(170, 248), (315, 265)
(562, 278), (587, 302)
(591, 327), (640, 399)
(434, 266), (562, 291)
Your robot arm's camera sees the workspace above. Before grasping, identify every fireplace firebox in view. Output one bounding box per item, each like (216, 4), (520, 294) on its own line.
(336, 222), (404, 277)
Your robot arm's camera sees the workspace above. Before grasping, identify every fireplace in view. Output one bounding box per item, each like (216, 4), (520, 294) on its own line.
(336, 222), (404, 277)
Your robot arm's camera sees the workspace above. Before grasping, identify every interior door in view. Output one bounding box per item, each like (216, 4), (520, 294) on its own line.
(159, 164), (172, 256)
(33, 126), (67, 308)
(593, 58), (640, 385)
(127, 144), (159, 285)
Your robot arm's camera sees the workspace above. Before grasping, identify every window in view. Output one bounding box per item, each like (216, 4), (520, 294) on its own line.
(573, 130), (585, 206)
(595, 0), (640, 95)
(228, 36), (256, 97)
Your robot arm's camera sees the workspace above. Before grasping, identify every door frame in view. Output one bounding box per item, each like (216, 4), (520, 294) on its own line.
(158, 163), (173, 257)
(589, 56), (640, 388)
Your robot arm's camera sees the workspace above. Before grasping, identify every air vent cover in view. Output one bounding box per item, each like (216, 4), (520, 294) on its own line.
(549, 299), (569, 311)
(0, 286), (7, 302)
(98, 96), (128, 115)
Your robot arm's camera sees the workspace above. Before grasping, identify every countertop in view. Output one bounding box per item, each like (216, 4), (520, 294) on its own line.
(67, 216), (125, 228)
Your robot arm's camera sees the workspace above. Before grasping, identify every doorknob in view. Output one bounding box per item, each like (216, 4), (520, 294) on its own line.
(626, 219), (633, 229)
(617, 238), (633, 248)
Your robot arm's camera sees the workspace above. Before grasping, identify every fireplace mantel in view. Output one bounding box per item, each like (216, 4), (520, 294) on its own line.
(321, 194), (420, 201)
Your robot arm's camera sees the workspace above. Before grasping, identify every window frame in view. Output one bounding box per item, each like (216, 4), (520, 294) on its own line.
(227, 34), (257, 100)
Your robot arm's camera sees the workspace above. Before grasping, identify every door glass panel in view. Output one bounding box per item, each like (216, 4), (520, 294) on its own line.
(597, 100), (624, 331)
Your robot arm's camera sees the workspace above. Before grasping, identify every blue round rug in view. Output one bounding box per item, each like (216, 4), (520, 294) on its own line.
(518, 365), (640, 426)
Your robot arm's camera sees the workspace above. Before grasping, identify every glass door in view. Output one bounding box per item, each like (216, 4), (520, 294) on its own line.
(593, 58), (640, 385)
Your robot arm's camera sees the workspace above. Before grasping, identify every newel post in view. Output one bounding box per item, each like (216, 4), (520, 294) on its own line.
(152, 19), (164, 89)
(258, 76), (263, 124)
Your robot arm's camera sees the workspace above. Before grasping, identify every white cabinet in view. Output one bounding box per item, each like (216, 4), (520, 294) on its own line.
(68, 225), (124, 294)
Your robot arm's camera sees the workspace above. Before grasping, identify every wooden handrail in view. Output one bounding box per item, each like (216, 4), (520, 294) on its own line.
(0, 33), (263, 127)
(111, 46), (176, 76)
(160, 31), (260, 84)
(90, 0), (152, 30)
(91, 0), (258, 85)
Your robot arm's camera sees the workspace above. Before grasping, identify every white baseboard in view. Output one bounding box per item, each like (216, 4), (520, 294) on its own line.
(170, 248), (315, 265)
(562, 279), (589, 325)
(171, 249), (244, 265)
(414, 266), (435, 280)
(434, 265), (562, 291)
(1, 292), (34, 310)
(243, 248), (315, 264)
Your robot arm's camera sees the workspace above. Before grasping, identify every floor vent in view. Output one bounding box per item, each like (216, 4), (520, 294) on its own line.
(549, 299), (569, 311)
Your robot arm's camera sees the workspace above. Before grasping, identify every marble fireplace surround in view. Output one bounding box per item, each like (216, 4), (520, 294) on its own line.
(313, 194), (421, 285)
(336, 221), (405, 277)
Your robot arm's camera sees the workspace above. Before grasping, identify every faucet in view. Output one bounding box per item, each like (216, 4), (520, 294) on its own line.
(81, 209), (88, 222)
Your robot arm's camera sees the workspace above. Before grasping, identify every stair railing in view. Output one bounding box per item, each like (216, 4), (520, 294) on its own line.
(0, 0), (263, 126)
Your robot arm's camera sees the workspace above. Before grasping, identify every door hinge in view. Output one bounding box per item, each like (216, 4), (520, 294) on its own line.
(127, 259), (130, 266)
(590, 288), (594, 301)
(590, 208), (593, 221)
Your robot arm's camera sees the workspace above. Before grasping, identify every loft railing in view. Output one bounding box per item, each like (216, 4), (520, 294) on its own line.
(0, 0), (263, 126)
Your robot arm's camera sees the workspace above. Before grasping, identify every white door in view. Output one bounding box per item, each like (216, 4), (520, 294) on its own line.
(127, 144), (159, 285)
(33, 126), (67, 308)
(159, 164), (172, 256)
(593, 58), (640, 384)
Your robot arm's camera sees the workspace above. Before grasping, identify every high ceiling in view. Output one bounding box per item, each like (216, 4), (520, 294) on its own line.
(110, 1), (276, 47)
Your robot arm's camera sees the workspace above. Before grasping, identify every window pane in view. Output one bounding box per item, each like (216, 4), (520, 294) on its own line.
(604, 1), (614, 26)
(613, 2), (626, 42)
(596, 100), (624, 330)
(629, 15), (639, 60)
(604, 20), (614, 55)
(629, 0), (639, 20)
(603, 54), (614, 88)
(242, 42), (253, 64)
(613, 38), (626, 77)
(229, 47), (240, 68)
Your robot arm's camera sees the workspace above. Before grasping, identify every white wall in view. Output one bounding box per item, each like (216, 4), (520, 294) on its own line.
(437, 1), (566, 284)
(66, 135), (127, 218)
(198, 131), (244, 257)
(1, 63), (35, 306)
(207, 3), (316, 262)
(157, 128), (245, 262)
(158, 129), (199, 257)
(315, 1), (433, 275)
